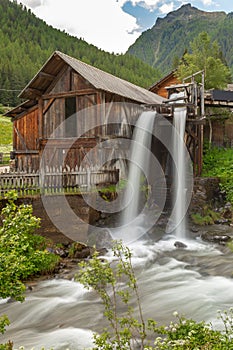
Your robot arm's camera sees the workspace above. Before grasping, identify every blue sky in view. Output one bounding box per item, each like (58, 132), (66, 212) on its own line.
(122, 1), (233, 32)
(12, 0), (233, 54)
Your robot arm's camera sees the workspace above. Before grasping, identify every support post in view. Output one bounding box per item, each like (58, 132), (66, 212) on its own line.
(197, 124), (203, 176)
(38, 98), (43, 140)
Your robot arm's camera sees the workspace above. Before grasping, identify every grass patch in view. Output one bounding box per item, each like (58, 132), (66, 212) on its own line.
(0, 109), (13, 164)
(191, 210), (221, 225)
(0, 115), (12, 147)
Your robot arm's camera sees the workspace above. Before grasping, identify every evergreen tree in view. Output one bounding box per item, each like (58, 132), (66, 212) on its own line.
(177, 32), (232, 89)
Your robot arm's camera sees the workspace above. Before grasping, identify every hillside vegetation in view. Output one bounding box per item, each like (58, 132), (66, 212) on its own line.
(2, 1), (233, 107)
(0, 0), (161, 106)
(127, 4), (233, 77)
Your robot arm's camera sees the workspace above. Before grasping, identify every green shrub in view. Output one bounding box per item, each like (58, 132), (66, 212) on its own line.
(0, 342), (13, 350)
(0, 191), (60, 301)
(202, 146), (233, 203)
(148, 310), (233, 349)
(0, 316), (12, 350)
(76, 241), (147, 349)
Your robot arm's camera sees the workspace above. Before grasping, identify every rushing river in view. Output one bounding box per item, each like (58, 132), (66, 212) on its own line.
(1, 226), (233, 350)
(1, 110), (233, 349)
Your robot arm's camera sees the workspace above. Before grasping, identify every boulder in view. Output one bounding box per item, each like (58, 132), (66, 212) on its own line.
(69, 242), (92, 259)
(214, 218), (230, 225)
(201, 232), (231, 245)
(174, 241), (187, 249)
(73, 247), (92, 259)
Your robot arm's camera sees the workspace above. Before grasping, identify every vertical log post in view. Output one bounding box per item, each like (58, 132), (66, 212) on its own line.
(197, 124), (203, 176)
(38, 98), (43, 140)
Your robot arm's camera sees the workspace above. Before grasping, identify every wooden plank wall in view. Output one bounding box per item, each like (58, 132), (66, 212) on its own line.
(150, 75), (179, 99)
(204, 119), (233, 147)
(40, 138), (98, 169)
(13, 108), (40, 171)
(13, 66), (144, 171)
(14, 108), (39, 150)
(43, 68), (98, 138)
(16, 154), (40, 171)
(43, 98), (65, 138)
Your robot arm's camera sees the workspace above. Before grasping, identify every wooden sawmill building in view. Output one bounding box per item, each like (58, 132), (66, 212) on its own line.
(5, 51), (164, 172)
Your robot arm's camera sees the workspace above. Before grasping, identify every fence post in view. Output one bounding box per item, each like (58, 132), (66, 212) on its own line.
(0, 167), (119, 194)
(87, 168), (91, 191)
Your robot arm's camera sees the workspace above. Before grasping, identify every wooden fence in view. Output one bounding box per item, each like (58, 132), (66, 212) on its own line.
(0, 166), (119, 196)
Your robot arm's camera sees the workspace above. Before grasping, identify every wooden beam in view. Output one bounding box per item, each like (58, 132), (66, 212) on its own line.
(185, 126), (198, 141)
(38, 98), (43, 140)
(15, 150), (39, 154)
(44, 64), (68, 94)
(83, 94), (97, 105)
(42, 89), (96, 100)
(198, 125), (203, 176)
(40, 137), (97, 149)
(204, 100), (233, 108)
(26, 87), (43, 97)
(39, 71), (55, 81)
(43, 98), (55, 114)
(12, 105), (38, 121)
(186, 118), (206, 125)
(14, 126), (28, 150)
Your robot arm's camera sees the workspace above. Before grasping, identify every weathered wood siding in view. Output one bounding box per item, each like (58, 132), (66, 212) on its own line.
(13, 66), (143, 171)
(150, 75), (179, 99)
(43, 98), (65, 138)
(43, 67), (98, 138)
(204, 119), (233, 147)
(40, 138), (98, 169)
(14, 108), (39, 150)
(13, 108), (40, 171)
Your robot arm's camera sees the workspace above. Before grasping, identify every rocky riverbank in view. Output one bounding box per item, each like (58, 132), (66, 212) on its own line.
(25, 241), (108, 290)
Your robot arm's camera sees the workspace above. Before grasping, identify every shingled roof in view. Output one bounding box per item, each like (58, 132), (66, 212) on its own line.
(19, 51), (164, 105)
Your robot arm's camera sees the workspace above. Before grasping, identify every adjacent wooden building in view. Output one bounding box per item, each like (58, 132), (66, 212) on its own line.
(149, 69), (180, 99)
(6, 51), (163, 171)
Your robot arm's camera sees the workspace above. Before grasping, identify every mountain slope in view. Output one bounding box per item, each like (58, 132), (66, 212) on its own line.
(127, 4), (233, 77)
(0, 0), (161, 106)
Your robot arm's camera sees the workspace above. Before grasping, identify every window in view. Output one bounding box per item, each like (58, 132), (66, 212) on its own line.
(65, 97), (77, 137)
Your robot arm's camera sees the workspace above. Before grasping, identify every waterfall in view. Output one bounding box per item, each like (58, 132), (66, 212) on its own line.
(172, 104), (187, 239)
(121, 111), (155, 225)
(111, 109), (167, 243)
(112, 104), (190, 243)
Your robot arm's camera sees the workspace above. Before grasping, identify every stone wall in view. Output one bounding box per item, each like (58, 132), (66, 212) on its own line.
(0, 194), (101, 244)
(189, 177), (221, 215)
(0, 178), (224, 243)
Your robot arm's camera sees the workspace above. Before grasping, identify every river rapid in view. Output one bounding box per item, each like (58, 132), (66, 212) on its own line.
(1, 225), (233, 349)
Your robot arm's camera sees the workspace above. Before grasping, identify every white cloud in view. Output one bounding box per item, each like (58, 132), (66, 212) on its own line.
(119, 0), (161, 11)
(159, 2), (175, 14)
(202, 0), (214, 5)
(18, 0), (42, 8)
(15, 0), (141, 53)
